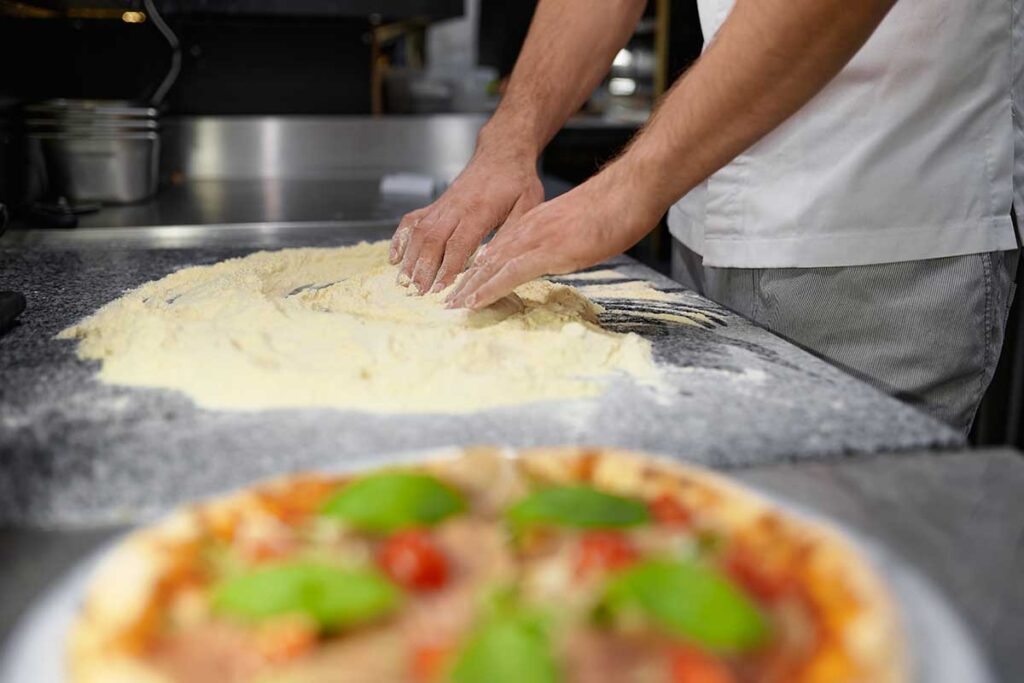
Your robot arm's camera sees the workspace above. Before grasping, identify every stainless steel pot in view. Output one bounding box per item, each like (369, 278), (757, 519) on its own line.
(33, 132), (159, 204)
(25, 99), (161, 205)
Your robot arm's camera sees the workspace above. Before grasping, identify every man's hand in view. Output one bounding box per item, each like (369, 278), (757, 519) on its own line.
(389, 145), (543, 294)
(445, 160), (663, 310)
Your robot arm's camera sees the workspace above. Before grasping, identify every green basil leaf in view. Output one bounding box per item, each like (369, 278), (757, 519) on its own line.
(506, 486), (651, 529)
(212, 562), (401, 631)
(320, 472), (465, 532)
(451, 612), (560, 683)
(602, 559), (769, 653)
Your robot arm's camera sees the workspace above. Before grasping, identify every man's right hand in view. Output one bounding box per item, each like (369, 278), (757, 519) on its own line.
(389, 146), (544, 294)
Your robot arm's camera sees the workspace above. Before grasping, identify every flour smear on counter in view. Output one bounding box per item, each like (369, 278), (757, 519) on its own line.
(57, 241), (662, 413)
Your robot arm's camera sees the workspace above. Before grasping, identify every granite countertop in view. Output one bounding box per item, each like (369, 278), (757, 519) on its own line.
(0, 223), (961, 526)
(2, 447), (1021, 681)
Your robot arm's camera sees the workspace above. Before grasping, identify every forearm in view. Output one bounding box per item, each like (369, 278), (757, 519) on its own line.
(611, 0), (898, 225)
(477, 0), (647, 159)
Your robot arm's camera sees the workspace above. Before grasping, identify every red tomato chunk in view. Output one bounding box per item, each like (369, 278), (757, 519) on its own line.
(376, 530), (449, 591)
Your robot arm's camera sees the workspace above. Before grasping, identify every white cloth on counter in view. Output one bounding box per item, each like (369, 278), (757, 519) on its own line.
(669, 0), (1023, 268)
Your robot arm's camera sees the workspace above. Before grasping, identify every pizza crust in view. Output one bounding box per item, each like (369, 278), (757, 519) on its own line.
(69, 512), (202, 683)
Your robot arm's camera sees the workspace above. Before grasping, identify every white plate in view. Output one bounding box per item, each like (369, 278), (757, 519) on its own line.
(0, 449), (996, 683)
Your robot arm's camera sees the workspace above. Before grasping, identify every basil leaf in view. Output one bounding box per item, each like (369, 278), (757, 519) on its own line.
(451, 612), (560, 683)
(506, 486), (651, 529)
(601, 559), (769, 653)
(320, 472), (465, 532)
(212, 562), (401, 631)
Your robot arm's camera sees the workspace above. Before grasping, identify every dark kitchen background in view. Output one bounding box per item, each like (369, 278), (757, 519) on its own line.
(0, 0), (1019, 445)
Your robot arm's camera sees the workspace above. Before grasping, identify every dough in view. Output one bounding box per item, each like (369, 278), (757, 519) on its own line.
(59, 241), (659, 413)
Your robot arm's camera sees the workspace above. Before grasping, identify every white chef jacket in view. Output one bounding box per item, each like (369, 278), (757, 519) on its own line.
(669, 0), (1024, 268)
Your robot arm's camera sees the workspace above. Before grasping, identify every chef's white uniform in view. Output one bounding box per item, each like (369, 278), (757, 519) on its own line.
(669, 0), (1023, 432)
(671, 0), (1022, 268)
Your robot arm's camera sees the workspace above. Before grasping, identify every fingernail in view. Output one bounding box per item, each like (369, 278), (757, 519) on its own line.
(397, 272), (411, 286)
(429, 282), (444, 294)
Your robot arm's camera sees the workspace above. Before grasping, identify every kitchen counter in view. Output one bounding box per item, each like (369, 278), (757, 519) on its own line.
(3, 447), (1021, 681)
(0, 222), (960, 527)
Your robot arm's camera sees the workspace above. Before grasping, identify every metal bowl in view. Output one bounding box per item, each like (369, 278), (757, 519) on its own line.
(31, 132), (159, 204)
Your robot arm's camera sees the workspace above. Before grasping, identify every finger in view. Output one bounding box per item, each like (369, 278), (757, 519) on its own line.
(429, 219), (501, 293)
(431, 189), (540, 293)
(445, 234), (536, 308)
(463, 251), (548, 310)
(390, 207), (428, 264)
(399, 207), (446, 285)
(442, 196), (550, 303)
(443, 227), (529, 304)
(445, 263), (489, 308)
(410, 213), (460, 294)
(444, 236), (512, 304)
(430, 227), (481, 294)
(389, 222), (411, 265)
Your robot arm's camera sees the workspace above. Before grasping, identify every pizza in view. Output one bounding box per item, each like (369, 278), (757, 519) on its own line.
(68, 447), (907, 683)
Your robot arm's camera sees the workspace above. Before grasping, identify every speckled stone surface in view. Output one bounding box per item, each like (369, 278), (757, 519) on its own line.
(0, 226), (961, 526)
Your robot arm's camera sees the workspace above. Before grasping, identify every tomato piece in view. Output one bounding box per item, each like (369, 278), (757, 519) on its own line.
(376, 530), (449, 591)
(650, 493), (692, 527)
(723, 548), (794, 603)
(575, 531), (640, 577)
(669, 646), (737, 683)
(411, 643), (453, 682)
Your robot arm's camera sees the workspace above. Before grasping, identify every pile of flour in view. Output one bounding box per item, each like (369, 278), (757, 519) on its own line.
(59, 241), (659, 413)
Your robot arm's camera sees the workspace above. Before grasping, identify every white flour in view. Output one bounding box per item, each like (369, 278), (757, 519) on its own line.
(58, 241), (660, 413)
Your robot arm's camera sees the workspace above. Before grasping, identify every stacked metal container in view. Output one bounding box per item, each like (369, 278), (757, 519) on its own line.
(25, 99), (160, 205)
